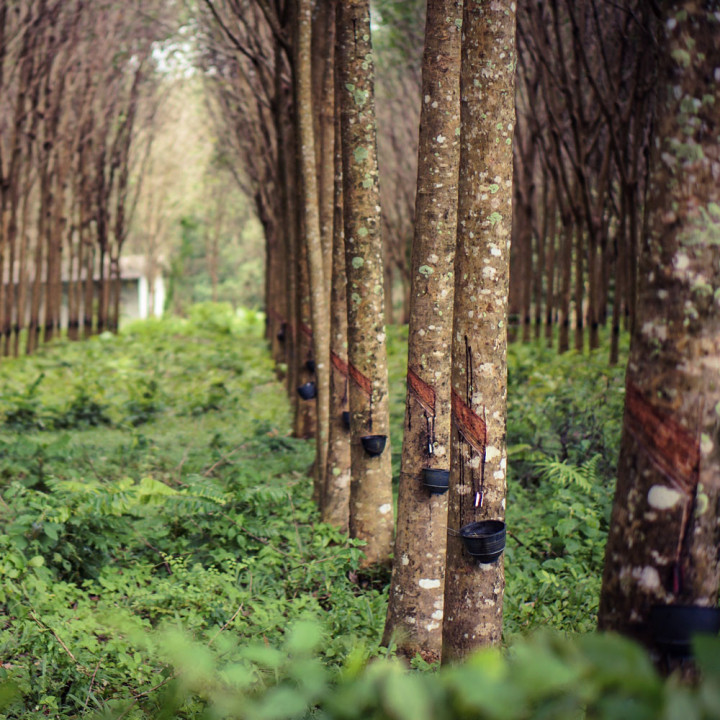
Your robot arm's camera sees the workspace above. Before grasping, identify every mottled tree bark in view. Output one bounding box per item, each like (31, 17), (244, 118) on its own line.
(442, 0), (516, 663)
(382, 0), (461, 663)
(557, 196), (573, 354)
(323, 9), (351, 532)
(296, 0), (330, 501)
(544, 184), (557, 347)
(313, 0), (335, 303)
(573, 221), (584, 353)
(598, 4), (720, 662)
(293, 190), (316, 441)
(337, 0), (393, 568)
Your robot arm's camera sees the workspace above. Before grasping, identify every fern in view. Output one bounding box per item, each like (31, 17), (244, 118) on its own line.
(532, 454), (603, 494)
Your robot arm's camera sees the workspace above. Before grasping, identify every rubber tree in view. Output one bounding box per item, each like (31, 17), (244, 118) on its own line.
(296, 0), (330, 500)
(382, 0), (462, 662)
(598, 3), (720, 658)
(323, 1), (351, 531)
(337, 0), (394, 568)
(441, 0), (516, 662)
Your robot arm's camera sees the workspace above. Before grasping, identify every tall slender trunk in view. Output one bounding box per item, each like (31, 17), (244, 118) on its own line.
(599, 7), (720, 674)
(442, 0), (516, 662)
(27, 164), (50, 354)
(296, 0), (330, 502)
(67, 193), (80, 341)
(557, 197), (573, 354)
(534, 175), (547, 341)
(313, 0), (335, 303)
(323, 44), (351, 530)
(293, 181), (316, 439)
(609, 189), (626, 366)
(383, 0), (461, 663)
(337, 0), (394, 568)
(573, 222), (584, 353)
(544, 184), (557, 347)
(14, 162), (33, 357)
(83, 236), (94, 338)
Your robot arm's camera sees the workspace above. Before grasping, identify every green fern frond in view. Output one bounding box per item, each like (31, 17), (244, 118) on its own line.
(533, 454), (603, 493)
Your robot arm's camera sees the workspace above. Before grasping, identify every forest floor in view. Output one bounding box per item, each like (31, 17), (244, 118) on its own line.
(4, 304), (713, 720)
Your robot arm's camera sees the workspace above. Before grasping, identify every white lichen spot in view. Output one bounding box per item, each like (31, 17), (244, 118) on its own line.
(426, 622), (440, 632)
(436, 135), (446, 144)
(674, 252), (690, 271)
(636, 566), (661, 592)
(401, 553), (410, 566)
(641, 321), (668, 341)
(701, 433), (713, 454)
(428, 253), (439, 264)
(405, 616), (416, 625)
(379, 503), (392, 515)
(467, 455), (481, 469)
(431, 610), (443, 620)
(482, 266), (497, 279)
(647, 484), (682, 510)
(419, 578), (441, 589)
(424, 94), (431, 104)
(377, 332), (386, 343)
(485, 446), (501, 462)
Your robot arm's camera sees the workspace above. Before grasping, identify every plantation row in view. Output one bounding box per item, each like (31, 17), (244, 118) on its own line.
(1, 305), (717, 718)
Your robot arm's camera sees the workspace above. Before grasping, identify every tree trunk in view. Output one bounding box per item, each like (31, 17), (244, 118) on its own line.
(383, 0), (461, 663)
(557, 199), (573, 354)
(598, 4), (720, 671)
(323, 11), (351, 532)
(27, 164), (50, 355)
(14, 162), (33, 356)
(442, 0), (516, 663)
(573, 222), (584, 353)
(292, 185), (316, 440)
(545, 184), (557, 347)
(296, 0), (330, 503)
(313, 0), (335, 303)
(609, 189), (626, 366)
(534, 175), (547, 341)
(337, 0), (394, 568)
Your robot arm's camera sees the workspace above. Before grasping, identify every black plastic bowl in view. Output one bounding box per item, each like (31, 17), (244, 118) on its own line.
(361, 434), (387, 457)
(341, 411), (351, 430)
(422, 468), (450, 495)
(460, 520), (506, 563)
(297, 382), (317, 400)
(648, 604), (720, 657)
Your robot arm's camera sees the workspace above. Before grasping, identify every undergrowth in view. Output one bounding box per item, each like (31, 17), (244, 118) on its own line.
(503, 337), (629, 635)
(4, 308), (714, 719)
(0, 305), (380, 718)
